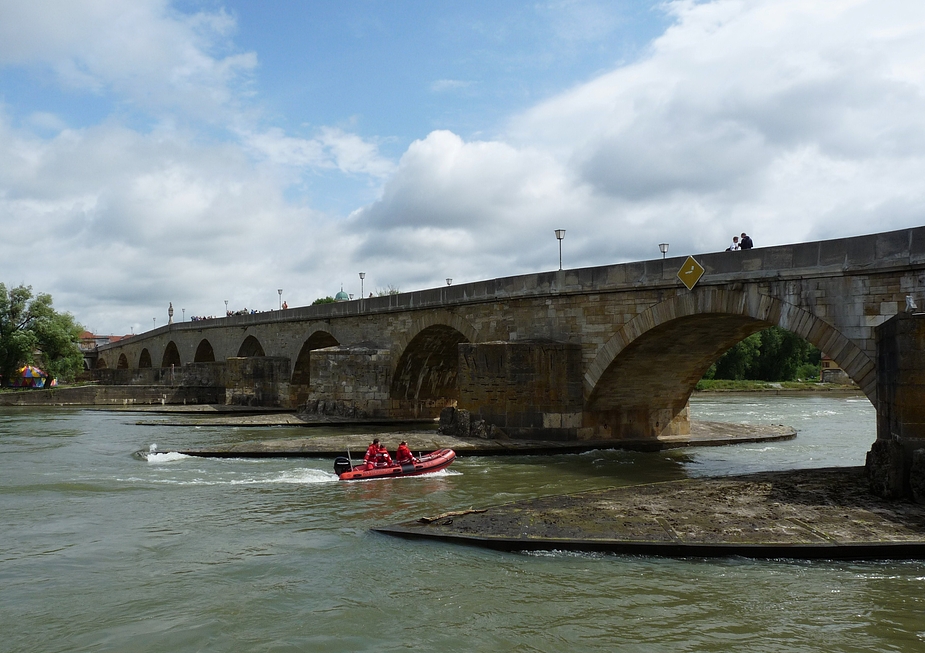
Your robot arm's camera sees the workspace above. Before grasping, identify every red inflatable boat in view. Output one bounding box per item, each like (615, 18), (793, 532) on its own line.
(334, 448), (456, 481)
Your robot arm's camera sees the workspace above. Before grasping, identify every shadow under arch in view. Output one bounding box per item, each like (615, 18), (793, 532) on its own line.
(161, 341), (181, 368)
(584, 288), (875, 439)
(194, 339), (215, 363)
(96, 357), (108, 369)
(237, 335), (265, 357)
(290, 329), (340, 407)
(139, 349), (152, 368)
(390, 322), (472, 418)
(117, 353), (129, 369)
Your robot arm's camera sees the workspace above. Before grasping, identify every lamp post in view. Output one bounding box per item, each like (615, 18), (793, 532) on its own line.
(555, 229), (566, 270)
(224, 300), (228, 316)
(359, 272), (365, 298)
(278, 288), (282, 310)
(152, 317), (156, 330)
(659, 243), (669, 259)
(446, 278), (452, 286)
(182, 308), (185, 322)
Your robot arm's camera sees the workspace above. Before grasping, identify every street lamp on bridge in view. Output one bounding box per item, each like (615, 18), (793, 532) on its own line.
(278, 288), (283, 310)
(659, 243), (669, 259)
(359, 272), (365, 298)
(555, 229), (566, 270)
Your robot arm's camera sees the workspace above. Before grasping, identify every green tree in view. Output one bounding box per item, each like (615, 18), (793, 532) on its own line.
(710, 332), (761, 380)
(0, 284), (84, 386)
(707, 326), (821, 382)
(311, 296), (336, 305)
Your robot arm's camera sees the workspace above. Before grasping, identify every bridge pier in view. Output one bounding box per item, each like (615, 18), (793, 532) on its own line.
(302, 344), (393, 417)
(457, 341), (584, 440)
(867, 312), (925, 502)
(583, 404), (691, 441)
(226, 357), (291, 407)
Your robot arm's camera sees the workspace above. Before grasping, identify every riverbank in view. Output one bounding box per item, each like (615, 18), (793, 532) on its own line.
(377, 466), (925, 559)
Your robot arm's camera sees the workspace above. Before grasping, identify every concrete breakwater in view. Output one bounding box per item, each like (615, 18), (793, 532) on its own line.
(377, 466), (925, 559)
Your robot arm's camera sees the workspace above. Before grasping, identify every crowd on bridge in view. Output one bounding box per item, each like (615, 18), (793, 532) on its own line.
(187, 305), (287, 322)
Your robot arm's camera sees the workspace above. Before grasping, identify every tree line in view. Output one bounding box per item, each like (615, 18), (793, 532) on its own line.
(703, 326), (821, 382)
(0, 284), (84, 386)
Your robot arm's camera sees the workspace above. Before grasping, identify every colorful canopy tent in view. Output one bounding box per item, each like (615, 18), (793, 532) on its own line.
(9, 365), (56, 388)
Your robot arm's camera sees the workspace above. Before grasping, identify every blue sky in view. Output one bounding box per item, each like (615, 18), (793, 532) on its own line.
(1, 1), (924, 335)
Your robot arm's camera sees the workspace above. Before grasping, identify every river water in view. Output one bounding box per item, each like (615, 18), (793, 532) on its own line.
(2, 394), (924, 652)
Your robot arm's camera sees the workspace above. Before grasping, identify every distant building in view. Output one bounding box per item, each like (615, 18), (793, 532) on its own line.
(820, 353), (851, 384)
(79, 331), (132, 370)
(334, 286), (350, 302)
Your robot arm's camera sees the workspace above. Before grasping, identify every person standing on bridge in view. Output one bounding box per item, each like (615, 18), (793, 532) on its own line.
(740, 232), (753, 250)
(726, 235), (740, 251)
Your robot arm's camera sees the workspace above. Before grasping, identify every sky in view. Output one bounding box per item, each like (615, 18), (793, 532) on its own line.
(1, 0), (924, 336)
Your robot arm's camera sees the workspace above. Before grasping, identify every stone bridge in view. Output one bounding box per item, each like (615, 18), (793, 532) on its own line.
(97, 227), (925, 443)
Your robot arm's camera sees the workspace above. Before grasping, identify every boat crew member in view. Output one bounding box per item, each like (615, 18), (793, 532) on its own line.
(395, 441), (417, 464)
(374, 444), (393, 468)
(363, 438), (380, 470)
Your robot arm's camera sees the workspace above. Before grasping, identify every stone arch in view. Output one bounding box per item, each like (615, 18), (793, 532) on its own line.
(391, 310), (479, 366)
(138, 349), (152, 368)
(194, 339), (215, 363)
(237, 335), (265, 357)
(117, 353), (129, 369)
(390, 322), (472, 417)
(583, 287), (875, 439)
(161, 341), (181, 368)
(290, 329), (340, 407)
(95, 356), (108, 369)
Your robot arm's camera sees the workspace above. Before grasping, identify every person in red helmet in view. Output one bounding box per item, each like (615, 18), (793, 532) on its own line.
(395, 440), (417, 464)
(363, 438), (380, 470)
(374, 443), (393, 468)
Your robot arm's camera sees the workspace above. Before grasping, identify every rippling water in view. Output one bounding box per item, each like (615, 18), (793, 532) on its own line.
(2, 394), (924, 652)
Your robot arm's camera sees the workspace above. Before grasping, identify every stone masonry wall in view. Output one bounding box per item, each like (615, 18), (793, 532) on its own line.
(458, 340), (584, 440)
(305, 345), (392, 417)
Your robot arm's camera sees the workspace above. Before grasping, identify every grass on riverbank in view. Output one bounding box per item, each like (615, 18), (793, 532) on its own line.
(695, 379), (859, 392)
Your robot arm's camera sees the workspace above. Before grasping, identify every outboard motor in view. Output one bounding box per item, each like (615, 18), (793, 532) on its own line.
(333, 456), (352, 476)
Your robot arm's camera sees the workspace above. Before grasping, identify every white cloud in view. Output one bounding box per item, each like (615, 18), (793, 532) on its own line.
(0, 0), (257, 121)
(4, 0), (925, 334)
(350, 0), (925, 279)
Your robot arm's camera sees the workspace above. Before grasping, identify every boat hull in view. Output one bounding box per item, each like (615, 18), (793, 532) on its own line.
(337, 448), (456, 481)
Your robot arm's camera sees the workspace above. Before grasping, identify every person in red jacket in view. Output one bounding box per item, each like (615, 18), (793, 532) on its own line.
(363, 438), (380, 470)
(395, 441), (417, 464)
(374, 444), (393, 468)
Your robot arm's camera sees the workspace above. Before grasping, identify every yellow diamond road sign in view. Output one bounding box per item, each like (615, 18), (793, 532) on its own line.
(678, 256), (705, 290)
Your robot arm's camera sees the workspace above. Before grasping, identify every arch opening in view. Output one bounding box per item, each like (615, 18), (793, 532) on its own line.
(585, 289), (874, 439)
(138, 349), (152, 368)
(237, 335), (265, 357)
(290, 331), (340, 407)
(390, 324), (469, 417)
(194, 339), (215, 363)
(588, 314), (772, 439)
(117, 353), (129, 369)
(161, 341), (181, 368)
